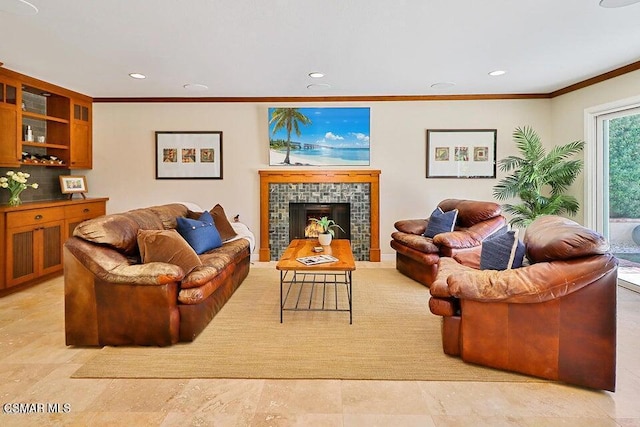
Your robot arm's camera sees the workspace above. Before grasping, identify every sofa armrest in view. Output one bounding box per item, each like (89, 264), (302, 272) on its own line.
(394, 219), (427, 235)
(65, 237), (184, 286)
(448, 254), (618, 303)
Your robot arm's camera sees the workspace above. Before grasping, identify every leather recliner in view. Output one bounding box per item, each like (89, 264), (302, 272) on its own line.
(428, 215), (618, 391)
(390, 199), (507, 287)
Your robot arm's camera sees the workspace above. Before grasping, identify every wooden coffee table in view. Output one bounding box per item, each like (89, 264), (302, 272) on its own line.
(276, 239), (356, 323)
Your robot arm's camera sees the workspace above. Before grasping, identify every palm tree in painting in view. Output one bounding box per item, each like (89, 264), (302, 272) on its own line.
(269, 108), (312, 164)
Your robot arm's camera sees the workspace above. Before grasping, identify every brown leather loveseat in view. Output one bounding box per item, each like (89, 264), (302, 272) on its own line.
(429, 215), (618, 391)
(64, 203), (251, 347)
(390, 199), (507, 287)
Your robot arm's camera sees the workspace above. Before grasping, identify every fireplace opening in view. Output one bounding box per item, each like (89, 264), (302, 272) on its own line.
(289, 203), (350, 241)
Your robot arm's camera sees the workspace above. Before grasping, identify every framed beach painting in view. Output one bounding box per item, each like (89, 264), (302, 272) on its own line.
(426, 129), (497, 178)
(155, 131), (223, 179)
(268, 107), (370, 166)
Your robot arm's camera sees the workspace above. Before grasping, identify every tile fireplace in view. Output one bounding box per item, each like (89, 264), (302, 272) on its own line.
(259, 170), (381, 262)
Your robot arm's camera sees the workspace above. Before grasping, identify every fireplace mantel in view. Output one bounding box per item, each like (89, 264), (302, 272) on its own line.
(259, 170), (381, 262)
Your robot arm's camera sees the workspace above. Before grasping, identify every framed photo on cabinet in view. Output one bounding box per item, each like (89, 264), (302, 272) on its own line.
(59, 175), (88, 199)
(426, 129), (497, 178)
(155, 131), (223, 179)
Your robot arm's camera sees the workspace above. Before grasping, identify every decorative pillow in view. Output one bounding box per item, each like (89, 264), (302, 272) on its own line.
(423, 207), (458, 238)
(210, 204), (238, 242)
(480, 229), (525, 270)
(137, 229), (202, 274)
(176, 212), (222, 255)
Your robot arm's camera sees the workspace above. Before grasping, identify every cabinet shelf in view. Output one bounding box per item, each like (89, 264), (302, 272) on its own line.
(20, 161), (67, 167)
(22, 141), (69, 150)
(21, 110), (69, 124)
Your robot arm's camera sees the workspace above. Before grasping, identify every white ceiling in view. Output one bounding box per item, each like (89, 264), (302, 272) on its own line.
(1, 0), (640, 98)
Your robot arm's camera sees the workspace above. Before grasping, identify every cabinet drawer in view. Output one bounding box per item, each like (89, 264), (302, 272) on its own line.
(64, 202), (105, 220)
(6, 207), (65, 227)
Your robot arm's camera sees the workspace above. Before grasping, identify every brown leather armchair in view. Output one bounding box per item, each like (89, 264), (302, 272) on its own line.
(390, 199), (507, 287)
(429, 215), (618, 391)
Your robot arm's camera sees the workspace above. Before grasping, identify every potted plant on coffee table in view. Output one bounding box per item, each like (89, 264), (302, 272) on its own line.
(309, 216), (345, 246)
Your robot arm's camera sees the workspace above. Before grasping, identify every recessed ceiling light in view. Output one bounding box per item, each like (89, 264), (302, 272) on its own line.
(128, 73), (146, 79)
(430, 82), (456, 89)
(183, 83), (209, 91)
(307, 83), (331, 90)
(599, 0), (640, 7)
(0, 0), (38, 15)
(308, 72), (325, 78)
(488, 70), (506, 76)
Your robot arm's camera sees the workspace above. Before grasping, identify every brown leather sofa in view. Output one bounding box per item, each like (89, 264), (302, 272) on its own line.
(429, 215), (618, 391)
(390, 199), (507, 287)
(64, 203), (251, 347)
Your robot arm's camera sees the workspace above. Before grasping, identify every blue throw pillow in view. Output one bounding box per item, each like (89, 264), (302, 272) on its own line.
(423, 207), (458, 238)
(176, 212), (222, 255)
(480, 229), (525, 270)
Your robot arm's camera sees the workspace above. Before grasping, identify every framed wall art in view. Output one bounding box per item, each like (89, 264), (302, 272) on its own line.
(426, 129), (497, 178)
(268, 107), (370, 166)
(59, 175), (88, 199)
(155, 131), (223, 179)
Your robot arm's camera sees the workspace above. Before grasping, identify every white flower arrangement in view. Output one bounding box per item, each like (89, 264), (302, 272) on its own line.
(1, 171), (39, 206)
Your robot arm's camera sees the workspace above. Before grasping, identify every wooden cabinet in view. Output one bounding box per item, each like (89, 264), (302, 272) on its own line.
(0, 67), (93, 169)
(0, 74), (20, 166)
(70, 99), (92, 169)
(1, 198), (108, 292)
(6, 212), (65, 288)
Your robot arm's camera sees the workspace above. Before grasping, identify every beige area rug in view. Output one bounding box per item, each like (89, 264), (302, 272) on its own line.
(72, 268), (538, 382)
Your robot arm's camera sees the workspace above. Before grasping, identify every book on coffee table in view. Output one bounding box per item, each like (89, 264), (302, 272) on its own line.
(296, 254), (339, 266)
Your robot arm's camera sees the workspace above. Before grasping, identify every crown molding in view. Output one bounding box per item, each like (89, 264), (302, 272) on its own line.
(93, 93), (550, 103)
(549, 60), (640, 97)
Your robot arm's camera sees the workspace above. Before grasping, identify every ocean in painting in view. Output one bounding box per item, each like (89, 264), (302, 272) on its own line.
(268, 107), (370, 166)
(271, 146), (369, 165)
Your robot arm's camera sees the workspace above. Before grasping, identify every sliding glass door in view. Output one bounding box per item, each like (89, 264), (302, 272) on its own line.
(598, 107), (640, 291)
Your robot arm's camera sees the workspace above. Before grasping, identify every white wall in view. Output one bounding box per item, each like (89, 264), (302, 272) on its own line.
(550, 69), (640, 223)
(89, 99), (552, 258)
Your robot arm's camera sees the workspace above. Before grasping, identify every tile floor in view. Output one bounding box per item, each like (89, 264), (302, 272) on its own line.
(0, 261), (639, 426)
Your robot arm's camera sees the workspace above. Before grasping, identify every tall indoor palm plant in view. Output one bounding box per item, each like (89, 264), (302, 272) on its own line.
(269, 108), (312, 165)
(493, 126), (585, 227)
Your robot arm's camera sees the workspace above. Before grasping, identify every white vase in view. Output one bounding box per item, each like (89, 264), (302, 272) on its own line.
(318, 233), (332, 246)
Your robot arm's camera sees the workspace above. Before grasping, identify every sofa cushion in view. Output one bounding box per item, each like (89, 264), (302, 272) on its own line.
(124, 207), (166, 231)
(179, 262), (234, 304)
(438, 199), (502, 228)
(423, 207), (458, 238)
(524, 215), (609, 263)
(137, 229), (202, 274)
(73, 213), (141, 255)
(182, 238), (249, 288)
(480, 229), (525, 270)
(210, 204), (238, 242)
(176, 212), (222, 255)
(149, 203), (189, 229)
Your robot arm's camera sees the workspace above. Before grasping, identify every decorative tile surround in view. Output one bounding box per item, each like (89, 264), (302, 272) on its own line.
(258, 170), (381, 262)
(268, 182), (371, 260)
